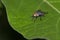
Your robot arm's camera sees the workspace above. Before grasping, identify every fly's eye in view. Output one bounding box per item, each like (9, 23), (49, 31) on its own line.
(34, 13), (39, 16)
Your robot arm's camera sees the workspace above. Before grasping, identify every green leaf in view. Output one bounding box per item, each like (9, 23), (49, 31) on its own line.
(1, 0), (60, 40)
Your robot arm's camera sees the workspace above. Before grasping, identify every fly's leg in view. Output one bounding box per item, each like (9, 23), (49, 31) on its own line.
(40, 17), (42, 20)
(34, 16), (38, 22)
(39, 15), (42, 20)
(32, 16), (34, 21)
(32, 16), (38, 22)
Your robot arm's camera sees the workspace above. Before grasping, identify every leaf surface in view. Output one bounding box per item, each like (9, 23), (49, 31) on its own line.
(1, 0), (60, 40)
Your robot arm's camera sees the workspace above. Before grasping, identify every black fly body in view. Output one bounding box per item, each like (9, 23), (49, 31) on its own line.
(32, 10), (48, 22)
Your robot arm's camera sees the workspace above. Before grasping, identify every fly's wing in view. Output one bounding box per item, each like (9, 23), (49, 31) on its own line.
(41, 10), (48, 14)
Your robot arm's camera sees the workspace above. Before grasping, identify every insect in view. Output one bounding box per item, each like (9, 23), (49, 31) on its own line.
(32, 10), (48, 22)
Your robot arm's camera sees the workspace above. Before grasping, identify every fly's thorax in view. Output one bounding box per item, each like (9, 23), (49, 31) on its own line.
(34, 13), (39, 16)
